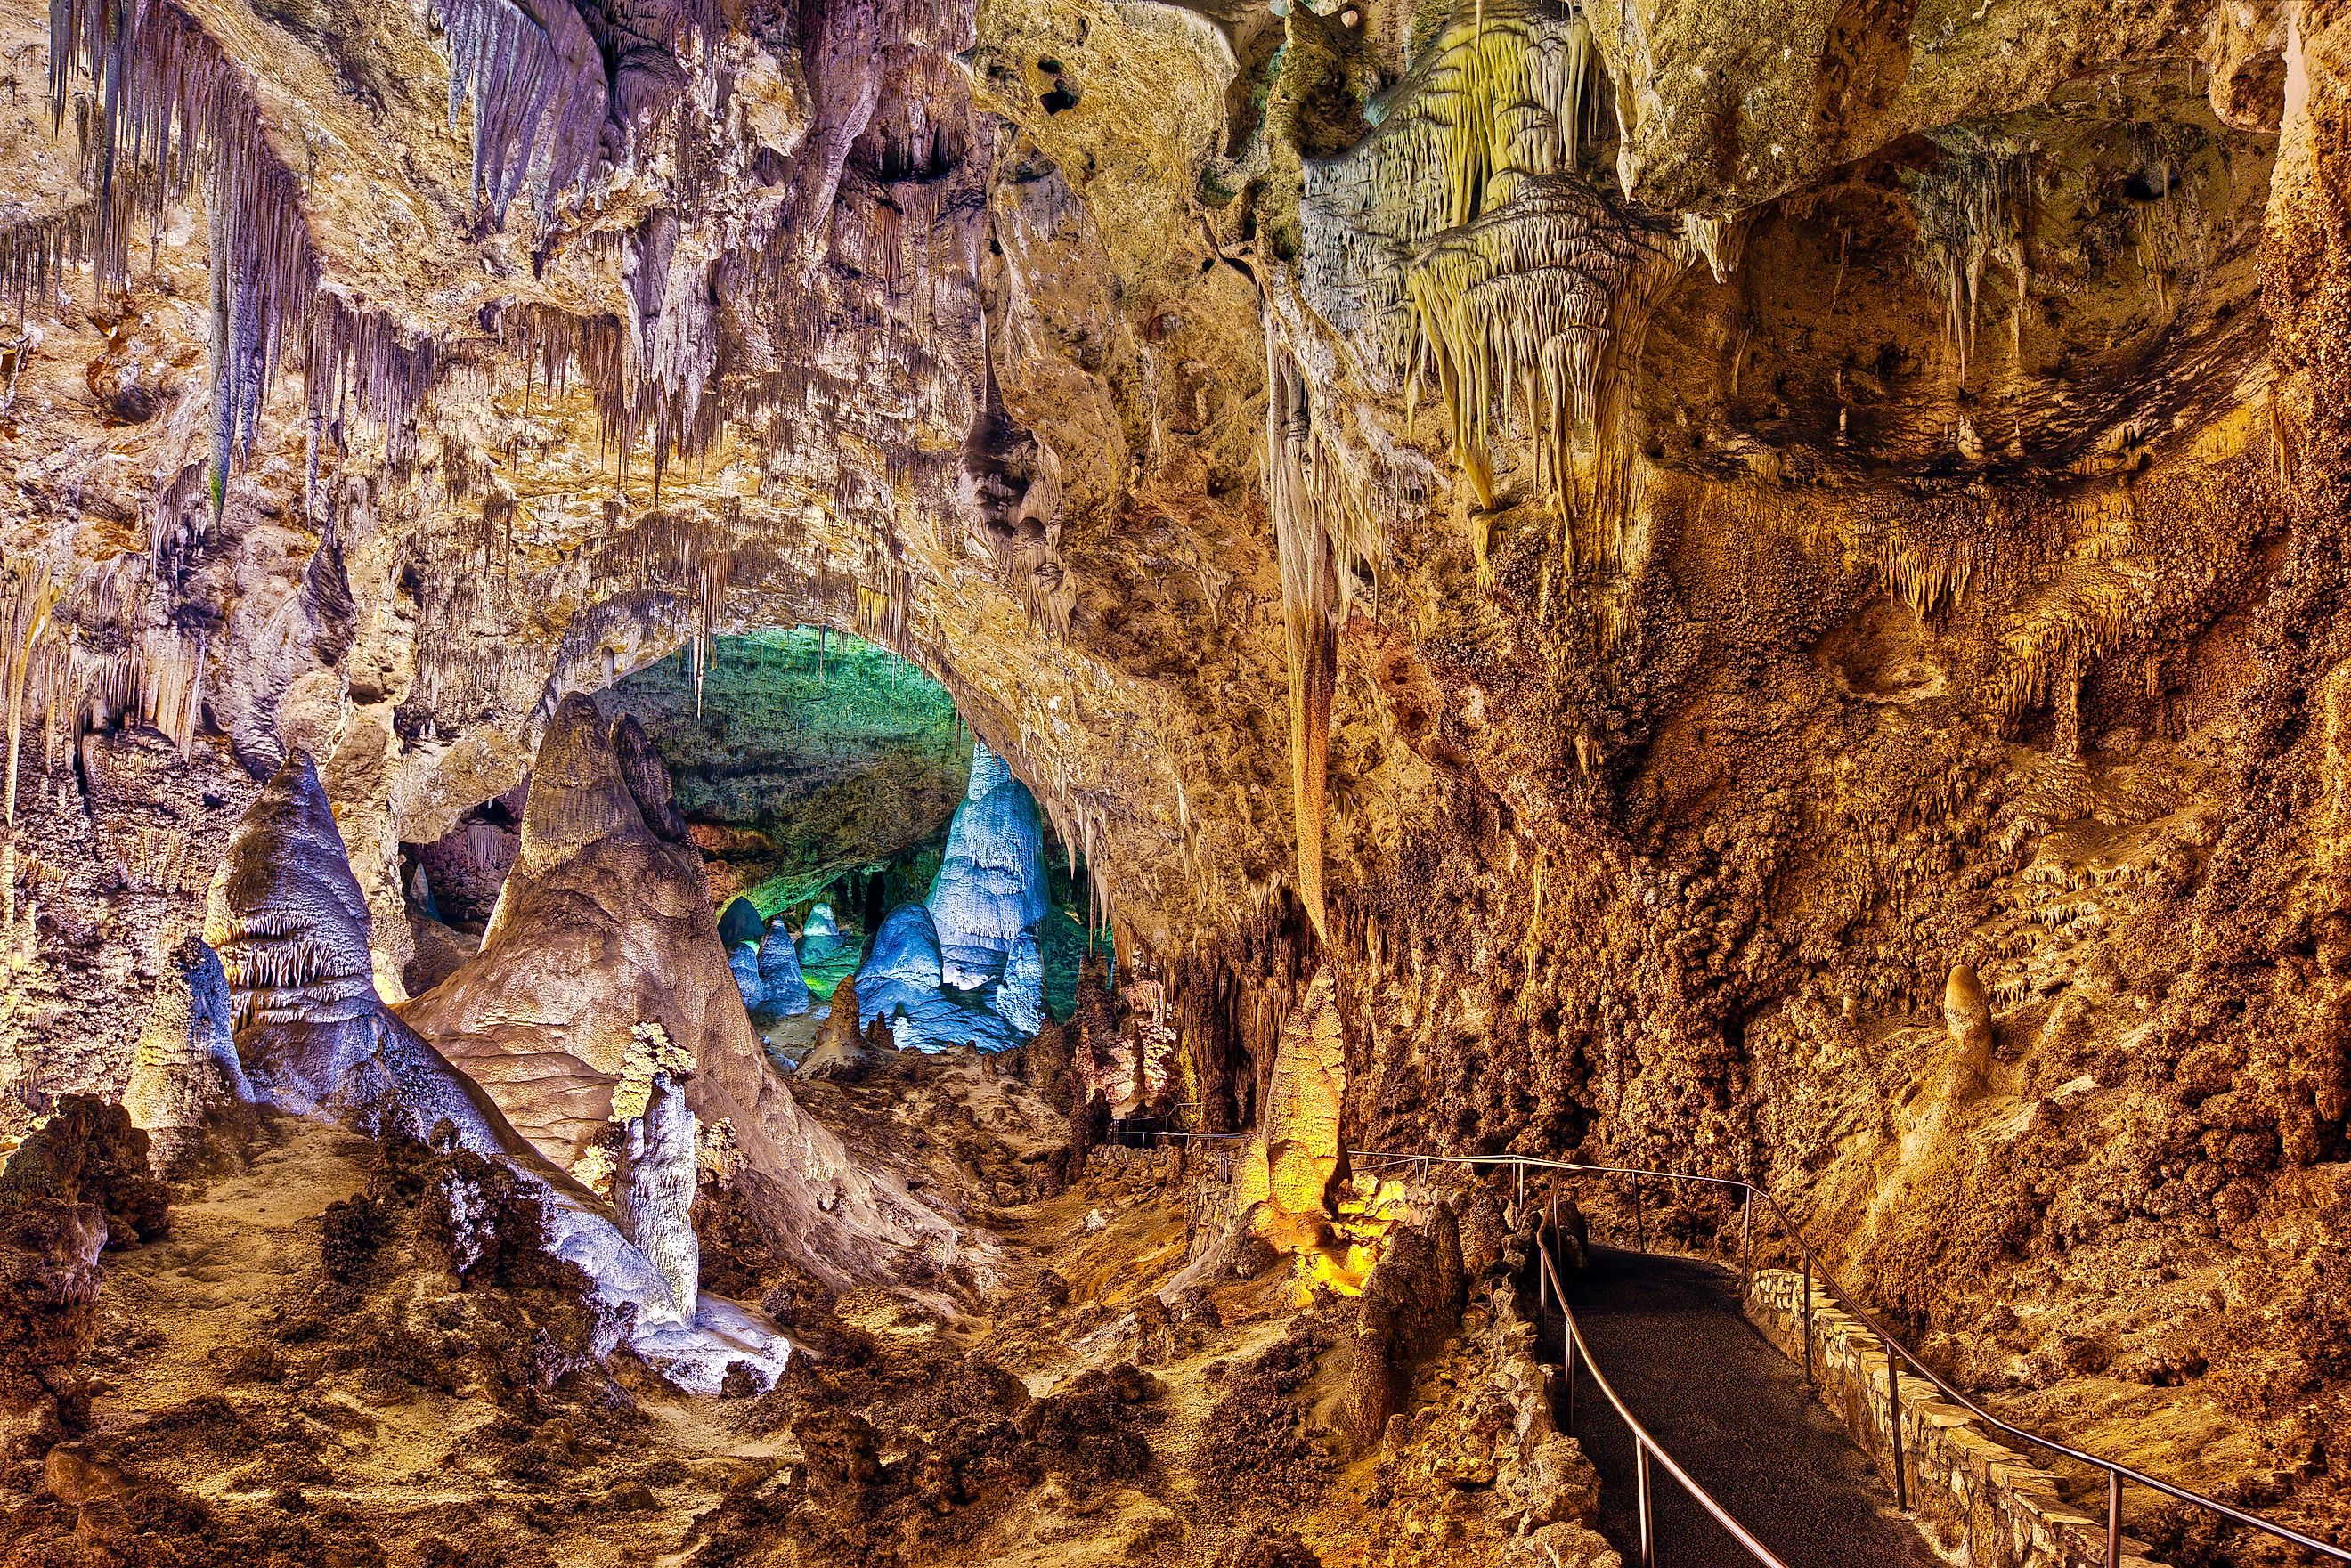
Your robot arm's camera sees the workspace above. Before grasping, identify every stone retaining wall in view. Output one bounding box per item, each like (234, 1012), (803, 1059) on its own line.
(1746, 1269), (2163, 1568)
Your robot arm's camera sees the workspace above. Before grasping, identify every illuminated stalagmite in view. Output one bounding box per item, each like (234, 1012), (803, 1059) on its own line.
(926, 743), (1051, 990)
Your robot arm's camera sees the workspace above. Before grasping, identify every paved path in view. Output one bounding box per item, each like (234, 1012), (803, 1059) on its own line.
(1550, 1246), (1942, 1568)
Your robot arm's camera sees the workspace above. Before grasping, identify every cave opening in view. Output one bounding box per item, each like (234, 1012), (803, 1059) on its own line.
(592, 626), (1108, 1063)
(403, 627), (1111, 1061)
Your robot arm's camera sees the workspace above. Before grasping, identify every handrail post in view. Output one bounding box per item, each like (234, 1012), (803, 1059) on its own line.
(1539, 1236), (1549, 1321)
(1888, 1339), (1908, 1512)
(1636, 1439), (1656, 1568)
(2106, 1469), (2122, 1568)
(1633, 1174), (1645, 1252)
(1563, 1320), (1576, 1431)
(1740, 1188), (1753, 1292)
(1801, 1253), (1813, 1385)
(1517, 1159), (1525, 1209)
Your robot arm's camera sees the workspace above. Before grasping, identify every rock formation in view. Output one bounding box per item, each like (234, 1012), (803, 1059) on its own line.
(799, 973), (887, 1083)
(727, 941), (765, 1014)
(1242, 967), (1347, 1244)
(995, 930), (1045, 1037)
(0, 1097), (167, 1419)
(204, 754), (517, 1150)
(121, 934), (252, 1175)
(798, 904), (846, 967)
(0, 1195), (107, 1415)
(2, 0), (2349, 1548)
(757, 919), (812, 1018)
(1023, 1013), (1074, 1117)
(1067, 953), (1123, 1111)
(1940, 960), (1995, 1104)
(926, 743), (1051, 990)
(402, 693), (970, 1291)
(1338, 1204), (1468, 1457)
(611, 1025), (700, 1327)
(717, 896), (765, 953)
(203, 744), (785, 1387)
(853, 899), (1032, 1053)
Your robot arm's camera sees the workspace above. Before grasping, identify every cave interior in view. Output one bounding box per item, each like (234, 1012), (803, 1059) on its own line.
(2, 0), (2350, 1564)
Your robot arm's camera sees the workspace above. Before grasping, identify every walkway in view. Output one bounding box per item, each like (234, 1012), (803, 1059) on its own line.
(1550, 1245), (1941, 1568)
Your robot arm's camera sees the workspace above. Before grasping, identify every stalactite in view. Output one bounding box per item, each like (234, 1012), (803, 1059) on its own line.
(1900, 126), (2035, 381)
(1301, 0), (1694, 573)
(495, 300), (723, 483)
(139, 627), (205, 756)
(51, 0), (443, 498)
(2, 557), (62, 943)
(1678, 212), (1745, 283)
(585, 503), (735, 710)
(2125, 120), (2209, 314)
(0, 176), (149, 322)
(1378, 1), (1594, 240)
(427, 0), (610, 223)
(1301, 0), (1599, 381)
(1266, 328), (1338, 942)
(1403, 181), (1680, 559)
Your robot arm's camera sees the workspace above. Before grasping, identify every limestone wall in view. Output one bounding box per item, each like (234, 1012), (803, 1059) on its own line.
(1745, 1269), (2164, 1568)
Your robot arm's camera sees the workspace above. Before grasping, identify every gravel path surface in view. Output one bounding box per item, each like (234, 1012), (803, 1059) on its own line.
(1552, 1245), (1944, 1568)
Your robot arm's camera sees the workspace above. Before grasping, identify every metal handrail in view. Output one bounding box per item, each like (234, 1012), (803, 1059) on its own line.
(1537, 1223), (1790, 1568)
(1101, 1127), (1251, 1145)
(1351, 1149), (2351, 1567)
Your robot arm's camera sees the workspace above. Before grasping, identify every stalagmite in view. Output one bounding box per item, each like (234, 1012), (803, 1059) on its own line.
(612, 1023), (701, 1326)
(798, 902), (845, 966)
(122, 934), (253, 1175)
(196, 752), (787, 1387)
(757, 920), (811, 1017)
(728, 943), (765, 1012)
(995, 930), (1045, 1037)
(855, 900), (1029, 1052)
(403, 694), (964, 1296)
(800, 972), (884, 1080)
(1257, 966), (1346, 1226)
(926, 742), (1049, 988)
(204, 752), (525, 1142)
(1941, 961), (1994, 1103)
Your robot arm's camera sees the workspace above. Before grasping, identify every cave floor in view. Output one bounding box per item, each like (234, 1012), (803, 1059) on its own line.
(21, 1062), (1451, 1566)
(1558, 1247), (1940, 1568)
(24, 1047), (2005, 1567)
(69, 1117), (788, 1564)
